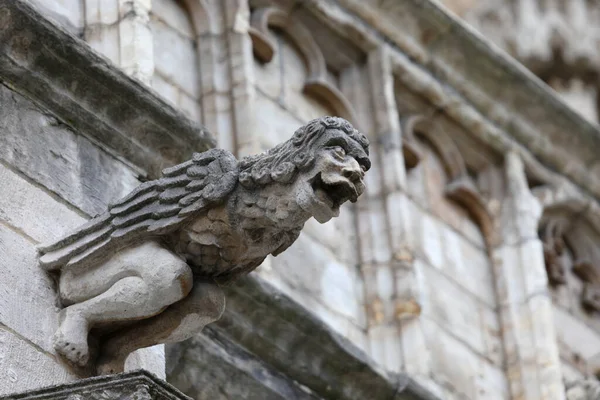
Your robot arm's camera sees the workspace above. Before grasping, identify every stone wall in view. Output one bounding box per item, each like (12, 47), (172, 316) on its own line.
(438, 0), (600, 125)
(0, 82), (164, 395)
(7, 0), (600, 399)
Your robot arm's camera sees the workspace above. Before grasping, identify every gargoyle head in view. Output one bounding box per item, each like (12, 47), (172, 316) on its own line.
(239, 116), (370, 223)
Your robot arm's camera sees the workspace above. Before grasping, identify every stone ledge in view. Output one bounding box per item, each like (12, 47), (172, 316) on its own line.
(0, 370), (190, 400)
(170, 276), (440, 400)
(0, 0), (215, 179)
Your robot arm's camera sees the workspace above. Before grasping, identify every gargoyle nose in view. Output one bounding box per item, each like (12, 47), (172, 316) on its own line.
(342, 164), (363, 182)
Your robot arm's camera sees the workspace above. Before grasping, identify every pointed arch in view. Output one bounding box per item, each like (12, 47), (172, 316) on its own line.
(248, 6), (357, 124)
(403, 114), (494, 242)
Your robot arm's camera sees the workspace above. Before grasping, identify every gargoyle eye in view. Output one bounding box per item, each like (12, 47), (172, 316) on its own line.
(331, 146), (346, 159)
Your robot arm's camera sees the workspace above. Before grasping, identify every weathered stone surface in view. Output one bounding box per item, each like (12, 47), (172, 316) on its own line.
(0, 370), (190, 399)
(0, 84), (140, 216)
(0, 165), (86, 243)
(0, 224), (60, 354)
(151, 17), (199, 99)
(29, 0), (84, 34)
(0, 0), (214, 179)
(167, 330), (322, 400)
(36, 117), (370, 376)
(0, 327), (77, 397)
(173, 275), (441, 400)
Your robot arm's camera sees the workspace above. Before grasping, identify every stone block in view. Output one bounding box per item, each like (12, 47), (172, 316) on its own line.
(443, 226), (496, 307)
(474, 360), (510, 400)
(0, 85), (141, 216)
(385, 191), (413, 254)
(178, 92), (202, 124)
(0, 327), (76, 396)
(302, 202), (358, 266)
(85, 23), (121, 66)
(252, 92), (304, 149)
(119, 5), (154, 84)
(481, 305), (504, 367)
(30, 0), (83, 33)
(553, 306), (600, 369)
(152, 0), (195, 39)
(420, 318), (479, 398)
(399, 318), (432, 377)
(125, 345), (166, 381)
(493, 239), (548, 307)
(254, 57), (282, 102)
(415, 260), (489, 356)
(417, 214), (444, 269)
(367, 325), (402, 373)
(0, 225), (61, 354)
(151, 19), (200, 99)
(84, 0), (119, 25)
(406, 164), (429, 210)
(267, 233), (366, 328)
(0, 165), (86, 243)
(152, 73), (179, 106)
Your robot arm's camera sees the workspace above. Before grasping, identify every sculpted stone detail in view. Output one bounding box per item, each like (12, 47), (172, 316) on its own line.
(1, 371), (190, 399)
(565, 379), (600, 400)
(537, 187), (600, 311)
(37, 116), (370, 374)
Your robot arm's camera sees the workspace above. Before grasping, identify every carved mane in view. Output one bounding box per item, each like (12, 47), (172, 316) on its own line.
(238, 116), (370, 188)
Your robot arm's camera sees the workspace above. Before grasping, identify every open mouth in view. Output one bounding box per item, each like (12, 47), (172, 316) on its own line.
(310, 173), (359, 210)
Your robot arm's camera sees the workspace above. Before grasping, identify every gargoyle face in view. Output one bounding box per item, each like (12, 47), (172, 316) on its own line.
(296, 130), (370, 223)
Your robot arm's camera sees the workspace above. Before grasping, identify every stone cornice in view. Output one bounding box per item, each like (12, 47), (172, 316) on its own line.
(308, 0), (600, 200)
(0, 0), (215, 178)
(0, 370), (191, 399)
(208, 276), (441, 400)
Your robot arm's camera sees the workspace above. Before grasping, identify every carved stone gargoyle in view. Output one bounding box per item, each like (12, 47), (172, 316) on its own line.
(38, 116), (370, 375)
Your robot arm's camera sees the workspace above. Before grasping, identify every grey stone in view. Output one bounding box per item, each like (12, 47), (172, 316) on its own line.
(0, 83), (140, 216)
(175, 275), (441, 400)
(0, 370), (191, 400)
(36, 117), (370, 375)
(0, 0), (214, 179)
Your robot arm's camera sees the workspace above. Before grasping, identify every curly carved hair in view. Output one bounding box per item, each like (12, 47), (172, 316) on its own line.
(239, 116), (369, 189)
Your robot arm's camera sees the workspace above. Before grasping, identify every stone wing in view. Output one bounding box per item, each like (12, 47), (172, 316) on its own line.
(38, 149), (239, 271)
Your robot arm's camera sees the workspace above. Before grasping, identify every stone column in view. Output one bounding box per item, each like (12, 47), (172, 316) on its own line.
(84, 0), (154, 85)
(358, 46), (425, 375)
(223, 0), (257, 157)
(492, 152), (565, 400)
(118, 0), (153, 84)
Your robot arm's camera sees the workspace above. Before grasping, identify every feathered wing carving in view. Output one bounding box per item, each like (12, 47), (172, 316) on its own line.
(38, 149), (239, 271)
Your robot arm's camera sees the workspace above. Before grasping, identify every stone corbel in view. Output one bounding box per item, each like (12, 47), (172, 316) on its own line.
(248, 6), (357, 122)
(539, 219), (568, 286)
(536, 185), (600, 310)
(400, 115), (424, 170)
(572, 261), (600, 312)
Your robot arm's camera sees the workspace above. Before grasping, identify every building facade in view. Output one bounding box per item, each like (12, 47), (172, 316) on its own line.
(1, 0), (600, 399)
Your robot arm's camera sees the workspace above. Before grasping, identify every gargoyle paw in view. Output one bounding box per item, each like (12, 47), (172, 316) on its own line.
(53, 310), (89, 367)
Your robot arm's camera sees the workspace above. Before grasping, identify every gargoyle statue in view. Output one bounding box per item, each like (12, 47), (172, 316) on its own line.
(38, 116), (370, 374)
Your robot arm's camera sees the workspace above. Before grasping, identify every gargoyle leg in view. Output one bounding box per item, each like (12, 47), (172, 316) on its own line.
(96, 280), (225, 375)
(55, 241), (193, 367)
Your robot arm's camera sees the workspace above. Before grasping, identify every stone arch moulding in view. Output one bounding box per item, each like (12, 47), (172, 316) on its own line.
(401, 114), (425, 170)
(248, 6), (358, 123)
(179, 0), (215, 36)
(536, 187), (600, 311)
(403, 114), (494, 243)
